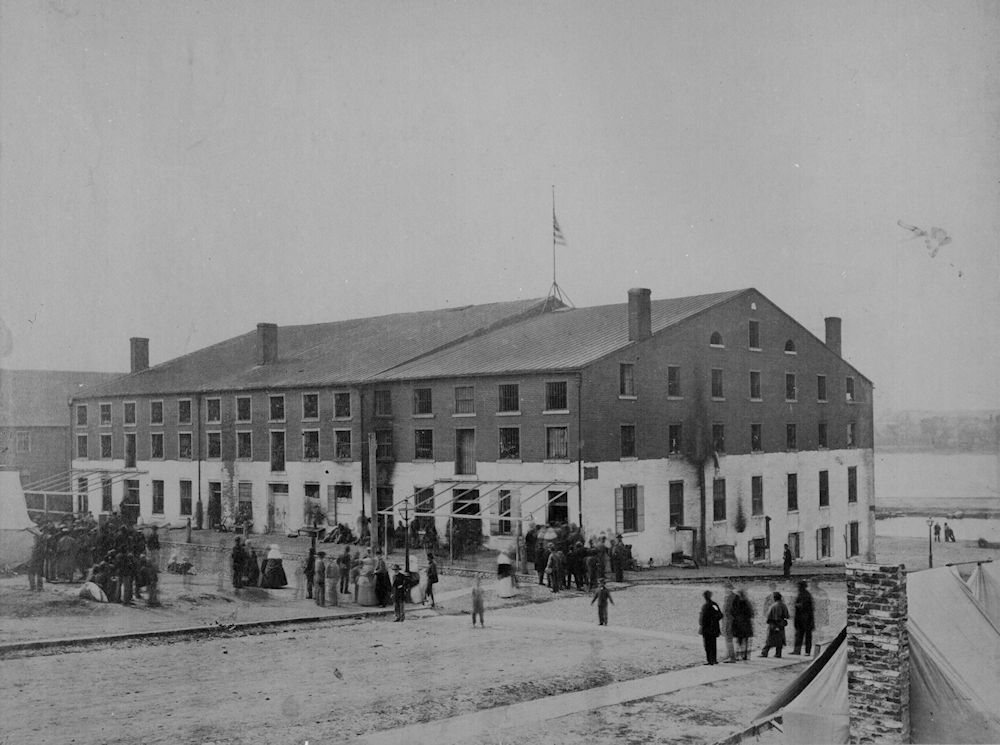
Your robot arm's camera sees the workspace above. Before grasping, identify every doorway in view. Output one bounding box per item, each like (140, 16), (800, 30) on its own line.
(268, 483), (290, 533)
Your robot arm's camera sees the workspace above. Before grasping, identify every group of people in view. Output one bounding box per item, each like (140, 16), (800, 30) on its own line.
(933, 521), (957, 542)
(229, 538), (288, 589)
(530, 529), (630, 593)
(699, 580), (818, 664)
(27, 514), (163, 607)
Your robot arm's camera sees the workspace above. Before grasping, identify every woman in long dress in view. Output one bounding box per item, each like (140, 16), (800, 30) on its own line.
(260, 544), (288, 588)
(244, 542), (260, 586)
(496, 552), (518, 598)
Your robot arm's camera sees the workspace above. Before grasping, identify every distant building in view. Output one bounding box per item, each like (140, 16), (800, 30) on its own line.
(70, 288), (875, 564)
(0, 369), (123, 518)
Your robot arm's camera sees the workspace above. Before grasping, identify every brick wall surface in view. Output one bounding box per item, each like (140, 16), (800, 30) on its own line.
(846, 562), (909, 744)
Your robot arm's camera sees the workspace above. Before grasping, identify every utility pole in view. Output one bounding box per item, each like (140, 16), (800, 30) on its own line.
(368, 432), (377, 557)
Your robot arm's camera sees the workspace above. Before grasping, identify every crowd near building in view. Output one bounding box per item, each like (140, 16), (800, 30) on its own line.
(68, 287), (875, 566)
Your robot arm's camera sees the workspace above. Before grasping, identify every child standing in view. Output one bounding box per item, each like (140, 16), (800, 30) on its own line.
(591, 578), (614, 625)
(471, 576), (485, 627)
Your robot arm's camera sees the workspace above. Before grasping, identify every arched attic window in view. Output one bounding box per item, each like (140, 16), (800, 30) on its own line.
(784, 339), (797, 354)
(710, 331), (724, 347)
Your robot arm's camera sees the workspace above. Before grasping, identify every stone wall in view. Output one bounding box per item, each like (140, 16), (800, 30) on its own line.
(846, 562), (909, 744)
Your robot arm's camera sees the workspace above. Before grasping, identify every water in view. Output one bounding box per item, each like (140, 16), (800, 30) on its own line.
(877, 515), (1000, 543)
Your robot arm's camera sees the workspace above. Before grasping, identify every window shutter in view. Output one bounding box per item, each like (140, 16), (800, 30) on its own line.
(489, 498), (499, 536)
(815, 529), (821, 560)
(614, 487), (624, 535)
(637, 486), (645, 533)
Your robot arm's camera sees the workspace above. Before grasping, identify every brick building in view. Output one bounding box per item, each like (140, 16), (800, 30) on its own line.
(0, 369), (123, 518)
(70, 287), (875, 565)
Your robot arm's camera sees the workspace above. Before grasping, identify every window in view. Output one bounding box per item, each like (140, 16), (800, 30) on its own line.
(152, 480), (164, 514)
(269, 395), (285, 421)
(414, 429), (434, 460)
(302, 393), (319, 420)
(818, 422), (828, 448)
(100, 433), (113, 459)
(848, 521), (860, 556)
(788, 531), (802, 559)
(748, 320), (760, 349)
(334, 483), (352, 502)
(16, 431), (30, 453)
(178, 399), (191, 424)
(236, 396), (251, 422)
(495, 490), (513, 535)
(711, 368), (724, 399)
(669, 481), (684, 527)
(238, 482), (253, 522)
(178, 432), (192, 459)
(546, 426), (568, 460)
(101, 478), (113, 512)
(100, 403), (112, 426)
(454, 386), (475, 415)
(751, 475), (763, 516)
(76, 434), (88, 459)
(786, 423), (797, 450)
(205, 431), (220, 459)
(667, 366), (681, 397)
(620, 425), (636, 458)
(497, 384), (519, 413)
(749, 371), (761, 400)
(619, 363), (635, 397)
(787, 474), (798, 511)
(784, 339), (796, 354)
(713, 478), (727, 521)
(375, 429), (393, 460)
(206, 398), (221, 423)
(124, 433), (136, 468)
(817, 526), (832, 559)
(819, 470), (830, 507)
(668, 424), (682, 455)
(622, 485), (640, 533)
(180, 480), (192, 516)
(334, 430), (352, 460)
(545, 381), (568, 411)
(146, 400), (162, 425)
(710, 331), (724, 346)
(845, 377), (856, 402)
(124, 402), (136, 425)
(785, 373), (797, 401)
(817, 375), (827, 402)
(848, 466), (858, 503)
(751, 423), (762, 452)
(374, 389), (392, 417)
(455, 428), (475, 474)
(846, 422), (856, 447)
(270, 431), (285, 471)
(712, 423), (725, 453)
(76, 404), (88, 426)
(237, 431), (252, 459)
(334, 392), (351, 418)
(498, 427), (520, 460)
(302, 430), (320, 460)
(77, 478), (89, 514)
(751, 537), (767, 562)
(150, 433), (164, 459)
(413, 388), (432, 415)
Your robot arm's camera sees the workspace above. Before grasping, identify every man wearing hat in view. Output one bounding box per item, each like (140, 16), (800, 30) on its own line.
(391, 564), (410, 622)
(791, 580), (815, 655)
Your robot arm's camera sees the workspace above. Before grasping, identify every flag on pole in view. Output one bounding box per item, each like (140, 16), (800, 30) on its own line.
(553, 211), (567, 246)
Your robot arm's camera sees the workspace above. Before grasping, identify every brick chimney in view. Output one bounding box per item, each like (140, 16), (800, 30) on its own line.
(256, 323), (278, 365)
(628, 288), (652, 341)
(846, 563), (910, 743)
(130, 337), (149, 373)
(825, 316), (842, 357)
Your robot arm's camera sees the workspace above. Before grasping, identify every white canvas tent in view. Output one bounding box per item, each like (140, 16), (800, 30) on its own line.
(0, 470), (36, 568)
(754, 565), (1000, 744)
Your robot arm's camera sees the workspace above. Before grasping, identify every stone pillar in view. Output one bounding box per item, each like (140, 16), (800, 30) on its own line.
(846, 563), (910, 744)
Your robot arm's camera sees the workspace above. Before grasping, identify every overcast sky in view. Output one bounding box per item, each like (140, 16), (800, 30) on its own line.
(1, 0), (997, 413)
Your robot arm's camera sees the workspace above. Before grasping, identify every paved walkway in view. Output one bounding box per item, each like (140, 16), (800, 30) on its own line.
(357, 631), (804, 745)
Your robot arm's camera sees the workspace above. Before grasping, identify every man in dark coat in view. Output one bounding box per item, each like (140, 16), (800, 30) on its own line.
(116, 551), (136, 605)
(535, 543), (550, 587)
(699, 590), (724, 664)
(303, 546), (316, 598)
(791, 580), (816, 655)
(231, 537), (246, 589)
(391, 564), (410, 622)
(760, 591), (790, 657)
(28, 531), (46, 591)
(782, 544), (793, 578)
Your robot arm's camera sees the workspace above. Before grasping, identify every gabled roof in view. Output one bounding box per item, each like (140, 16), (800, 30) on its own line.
(377, 289), (747, 379)
(0, 369), (124, 426)
(82, 298), (552, 398)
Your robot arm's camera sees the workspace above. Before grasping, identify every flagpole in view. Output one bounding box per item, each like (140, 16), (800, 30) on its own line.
(552, 185), (557, 287)
(547, 185), (573, 309)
